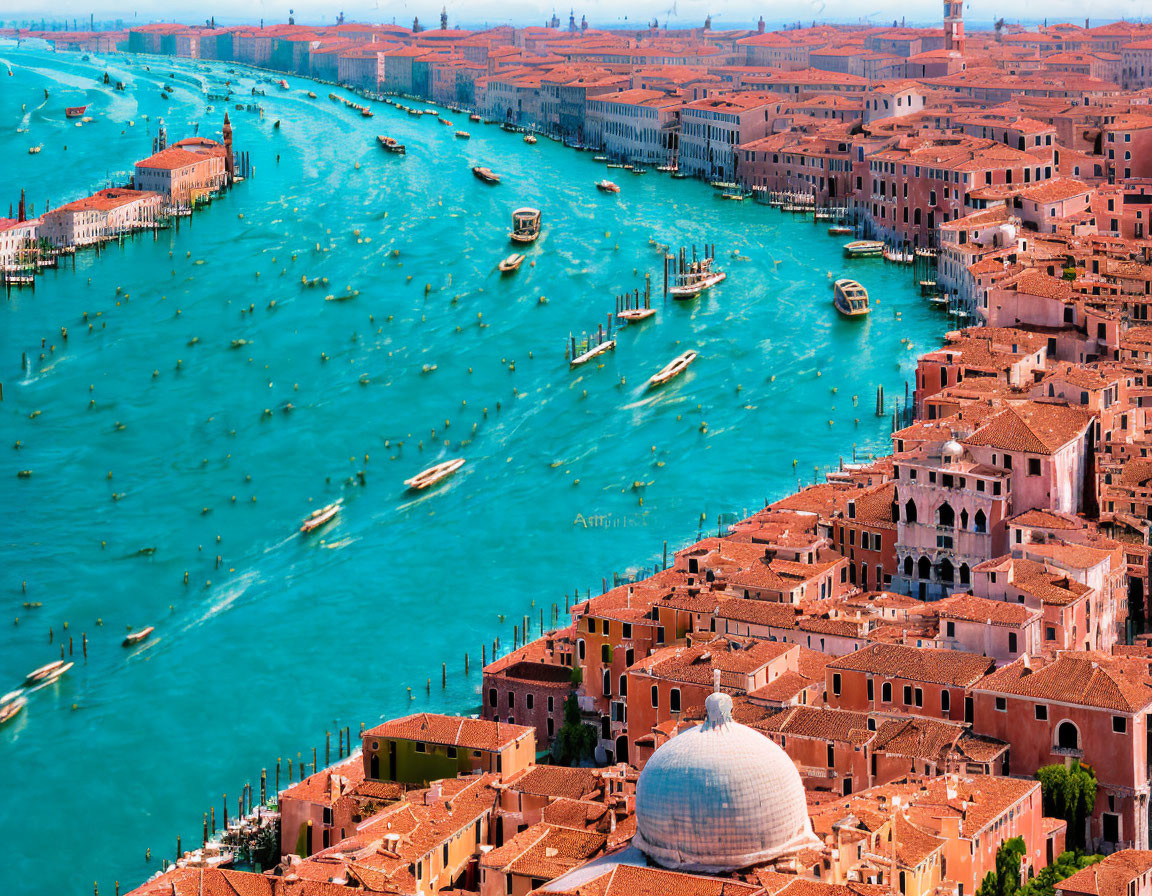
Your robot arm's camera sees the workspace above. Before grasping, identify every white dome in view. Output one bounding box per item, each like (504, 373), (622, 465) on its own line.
(632, 692), (821, 872)
(941, 440), (965, 463)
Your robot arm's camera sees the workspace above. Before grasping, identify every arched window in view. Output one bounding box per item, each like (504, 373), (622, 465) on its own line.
(1057, 721), (1079, 751)
(974, 509), (987, 534)
(602, 669), (612, 696)
(939, 559), (955, 583)
(937, 502), (955, 527)
(959, 563), (971, 586)
(577, 639), (586, 660)
(601, 643), (611, 663)
(905, 499), (918, 523)
(918, 556), (932, 581)
(903, 556), (914, 577)
(882, 682), (892, 702)
(960, 509), (969, 529)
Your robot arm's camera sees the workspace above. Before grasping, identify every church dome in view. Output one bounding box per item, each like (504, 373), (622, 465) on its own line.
(632, 691), (821, 873)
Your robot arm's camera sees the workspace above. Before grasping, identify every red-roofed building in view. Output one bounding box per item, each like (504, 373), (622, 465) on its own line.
(361, 713), (535, 785)
(38, 188), (162, 248)
(134, 142), (227, 203)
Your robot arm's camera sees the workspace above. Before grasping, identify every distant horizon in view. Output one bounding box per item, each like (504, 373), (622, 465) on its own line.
(2, 5), (1150, 34)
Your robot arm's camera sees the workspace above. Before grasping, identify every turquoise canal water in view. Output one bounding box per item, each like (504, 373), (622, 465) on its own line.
(1, 45), (944, 895)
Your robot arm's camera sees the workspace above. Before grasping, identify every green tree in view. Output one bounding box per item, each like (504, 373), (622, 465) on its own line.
(1036, 761), (1098, 850)
(553, 694), (596, 766)
(978, 841), (1101, 896)
(976, 837), (1026, 896)
(1020, 851), (1103, 896)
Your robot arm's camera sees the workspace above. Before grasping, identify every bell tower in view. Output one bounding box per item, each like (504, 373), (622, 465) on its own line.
(943, 0), (964, 54)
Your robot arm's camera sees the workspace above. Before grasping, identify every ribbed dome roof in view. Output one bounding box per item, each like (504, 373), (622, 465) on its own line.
(632, 691), (821, 872)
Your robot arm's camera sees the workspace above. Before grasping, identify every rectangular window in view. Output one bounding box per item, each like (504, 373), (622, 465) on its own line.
(622, 623), (632, 639)
(1114, 716), (1127, 734)
(670, 688), (681, 713)
(526, 694), (534, 710)
(832, 673), (842, 696)
(651, 685), (659, 708)
(903, 685), (912, 705)
(914, 688), (923, 707)
(447, 746), (457, 759)
(1028, 458), (1041, 476)
(1008, 633), (1018, 653)
(415, 742), (427, 753)
(995, 697), (1007, 712)
(1035, 704), (1047, 721)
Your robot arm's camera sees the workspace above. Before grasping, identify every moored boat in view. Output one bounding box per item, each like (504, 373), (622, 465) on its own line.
(828, 225), (853, 235)
(0, 697), (26, 726)
(472, 166), (501, 184)
(24, 660), (65, 685)
(669, 269), (726, 300)
(523, 134), (537, 144)
(405, 458), (465, 491)
(570, 339), (615, 367)
(378, 135), (406, 154)
(307, 91), (317, 98)
(300, 500), (341, 534)
(469, 113), (481, 122)
(648, 350), (697, 388)
(122, 626), (155, 646)
(498, 253), (525, 274)
(65, 104), (87, 118)
(455, 130), (470, 139)
(844, 240), (884, 258)
(596, 180), (620, 193)
(617, 307), (656, 322)
(833, 278), (870, 318)
(509, 207), (541, 243)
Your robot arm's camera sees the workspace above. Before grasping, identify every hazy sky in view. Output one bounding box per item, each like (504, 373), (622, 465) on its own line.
(5, 0), (1151, 30)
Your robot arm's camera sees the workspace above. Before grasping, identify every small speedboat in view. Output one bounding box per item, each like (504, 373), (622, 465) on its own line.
(523, 135), (537, 144)
(833, 278), (870, 318)
(844, 240), (884, 258)
(469, 113), (481, 122)
(509, 207), (541, 243)
(455, 130), (470, 139)
(405, 458), (465, 491)
(307, 91), (317, 99)
(499, 253), (525, 274)
(648, 351), (697, 388)
(25, 660), (65, 685)
(122, 626), (155, 647)
(596, 180), (620, 194)
(473, 166), (501, 184)
(0, 697), (26, 726)
(37, 662), (73, 685)
(828, 225), (853, 235)
(300, 501), (341, 534)
(438, 117), (452, 125)
(570, 339), (615, 367)
(617, 307), (655, 322)
(65, 105), (87, 118)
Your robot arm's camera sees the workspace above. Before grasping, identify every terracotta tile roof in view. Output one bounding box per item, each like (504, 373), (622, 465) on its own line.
(934, 593), (1038, 626)
(827, 643), (994, 687)
(362, 713), (533, 751)
(975, 652), (1152, 712)
(483, 823), (607, 877)
(964, 402), (1093, 455)
(135, 147), (215, 171)
(509, 766), (600, 801)
(754, 705), (873, 745)
(1057, 850), (1152, 896)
